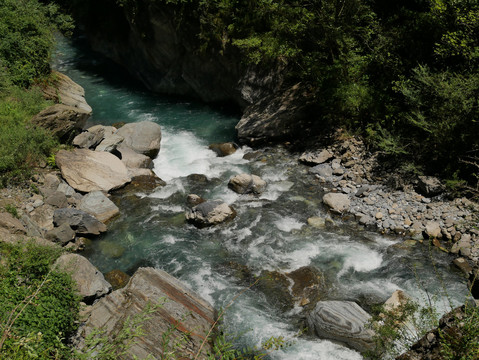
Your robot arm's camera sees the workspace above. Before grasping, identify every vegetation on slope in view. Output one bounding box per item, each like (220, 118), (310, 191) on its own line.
(88, 0), (479, 191)
(0, 0), (72, 187)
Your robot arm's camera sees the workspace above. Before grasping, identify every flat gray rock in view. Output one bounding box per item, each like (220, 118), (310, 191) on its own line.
(307, 301), (375, 352)
(76, 267), (215, 359)
(56, 149), (131, 193)
(78, 191), (120, 223)
(55, 253), (111, 303)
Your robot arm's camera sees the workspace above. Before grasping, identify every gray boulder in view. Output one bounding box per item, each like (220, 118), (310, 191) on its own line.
(185, 200), (236, 228)
(228, 174), (266, 195)
(31, 104), (90, 142)
(53, 208), (107, 235)
(76, 267), (215, 359)
(56, 149), (131, 193)
(323, 193), (350, 213)
(117, 144), (153, 169)
(115, 121), (162, 158)
(78, 191), (120, 223)
(73, 125), (115, 149)
(45, 191), (68, 208)
(95, 133), (124, 153)
(45, 223), (75, 245)
(55, 253), (111, 303)
(307, 301), (375, 352)
(41, 71), (92, 114)
(310, 164), (333, 178)
(417, 176), (444, 197)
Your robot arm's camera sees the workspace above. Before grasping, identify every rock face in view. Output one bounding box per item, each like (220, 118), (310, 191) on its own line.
(31, 104), (90, 142)
(78, 191), (120, 222)
(53, 208), (107, 235)
(77, 267), (215, 359)
(323, 193), (350, 213)
(55, 253), (111, 303)
(228, 174), (266, 195)
(185, 200), (236, 227)
(307, 301), (375, 352)
(74, 3), (319, 146)
(236, 83), (316, 145)
(56, 149), (131, 192)
(115, 121), (162, 158)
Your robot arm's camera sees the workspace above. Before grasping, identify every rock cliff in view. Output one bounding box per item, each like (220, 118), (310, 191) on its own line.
(72, 1), (316, 145)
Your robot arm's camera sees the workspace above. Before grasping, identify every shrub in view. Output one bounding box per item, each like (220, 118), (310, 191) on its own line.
(0, 241), (80, 359)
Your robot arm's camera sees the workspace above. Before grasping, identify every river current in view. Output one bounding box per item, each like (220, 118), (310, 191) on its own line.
(53, 36), (468, 359)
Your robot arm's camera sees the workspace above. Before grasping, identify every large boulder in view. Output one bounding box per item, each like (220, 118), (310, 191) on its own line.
(78, 191), (120, 223)
(416, 176), (444, 197)
(55, 253), (111, 303)
(53, 208), (107, 235)
(117, 144), (153, 169)
(73, 125), (116, 149)
(323, 193), (350, 214)
(228, 174), (266, 195)
(185, 200), (236, 228)
(115, 121), (162, 158)
(41, 71), (92, 114)
(31, 104), (90, 142)
(45, 223), (76, 245)
(56, 149), (131, 193)
(307, 301), (375, 352)
(76, 267), (216, 359)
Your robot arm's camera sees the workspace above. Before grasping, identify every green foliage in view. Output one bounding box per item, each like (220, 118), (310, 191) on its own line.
(0, 85), (58, 187)
(4, 204), (19, 218)
(439, 304), (479, 360)
(366, 299), (440, 359)
(0, 241), (79, 359)
(0, 0), (73, 87)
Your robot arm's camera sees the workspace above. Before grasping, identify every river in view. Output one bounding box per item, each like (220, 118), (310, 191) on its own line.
(52, 36), (468, 360)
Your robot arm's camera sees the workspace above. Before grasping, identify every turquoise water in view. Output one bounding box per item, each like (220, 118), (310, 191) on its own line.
(53, 36), (469, 359)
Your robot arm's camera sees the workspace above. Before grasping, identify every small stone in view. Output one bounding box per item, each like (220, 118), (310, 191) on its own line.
(307, 217), (326, 229)
(425, 221), (441, 238)
(375, 212), (383, 220)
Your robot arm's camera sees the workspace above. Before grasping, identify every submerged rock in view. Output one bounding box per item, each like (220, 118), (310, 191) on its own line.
(228, 173), (266, 195)
(307, 301), (375, 352)
(55, 253), (111, 303)
(104, 269), (130, 290)
(56, 149), (131, 193)
(185, 200), (236, 227)
(76, 267), (215, 359)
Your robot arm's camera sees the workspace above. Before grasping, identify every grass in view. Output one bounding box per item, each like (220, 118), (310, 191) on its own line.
(0, 84), (58, 187)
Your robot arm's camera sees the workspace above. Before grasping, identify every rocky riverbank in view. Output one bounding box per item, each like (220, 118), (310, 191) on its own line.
(296, 131), (479, 296)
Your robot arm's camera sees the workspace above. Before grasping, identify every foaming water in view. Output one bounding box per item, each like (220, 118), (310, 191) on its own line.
(54, 36), (470, 360)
